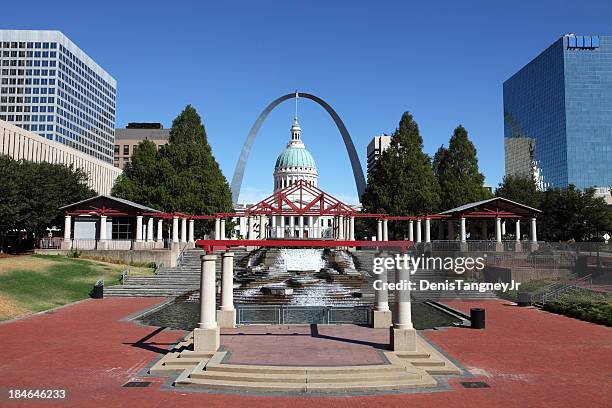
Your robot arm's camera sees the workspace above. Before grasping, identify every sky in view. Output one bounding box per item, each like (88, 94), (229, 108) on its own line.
(1, 0), (611, 204)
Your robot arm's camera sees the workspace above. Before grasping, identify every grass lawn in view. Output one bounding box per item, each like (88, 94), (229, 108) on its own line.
(0, 254), (154, 321)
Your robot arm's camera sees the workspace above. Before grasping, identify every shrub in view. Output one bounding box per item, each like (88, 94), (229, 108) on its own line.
(543, 291), (612, 326)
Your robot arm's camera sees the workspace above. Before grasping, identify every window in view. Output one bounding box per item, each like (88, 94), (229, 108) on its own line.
(123, 145), (129, 155)
(112, 218), (133, 240)
(114, 145), (119, 154)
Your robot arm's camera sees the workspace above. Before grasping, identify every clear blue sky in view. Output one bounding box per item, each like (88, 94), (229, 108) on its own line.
(2, 1), (610, 204)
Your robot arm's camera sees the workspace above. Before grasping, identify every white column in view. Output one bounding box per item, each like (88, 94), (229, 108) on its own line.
(394, 263), (413, 330)
(376, 219), (382, 241)
(349, 216), (355, 241)
(259, 215), (265, 239)
(289, 215), (295, 238)
(424, 218), (430, 243)
(181, 218), (187, 243)
(136, 215), (143, 242)
(147, 217), (154, 241)
(416, 219), (422, 243)
(220, 219), (226, 239)
(63, 215), (71, 241)
(530, 218), (537, 242)
(188, 219), (195, 243)
(460, 217), (466, 242)
(172, 215), (179, 243)
(298, 216), (304, 238)
(375, 258), (390, 312)
(280, 215), (285, 238)
(157, 219), (163, 242)
(383, 219), (388, 241)
(271, 216), (277, 238)
(515, 219), (521, 242)
(199, 254), (217, 329)
(409, 220), (414, 241)
(99, 215), (107, 240)
(215, 218), (221, 239)
(502, 220), (506, 236)
(495, 217), (502, 243)
(308, 215), (314, 238)
(221, 252), (234, 311)
(338, 215), (344, 240)
(248, 216), (255, 240)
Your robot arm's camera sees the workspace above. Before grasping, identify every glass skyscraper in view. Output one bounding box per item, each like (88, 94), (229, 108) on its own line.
(503, 34), (612, 190)
(0, 30), (116, 163)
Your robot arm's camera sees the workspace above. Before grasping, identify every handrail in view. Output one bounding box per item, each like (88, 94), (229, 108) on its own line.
(533, 274), (593, 305)
(120, 267), (130, 285)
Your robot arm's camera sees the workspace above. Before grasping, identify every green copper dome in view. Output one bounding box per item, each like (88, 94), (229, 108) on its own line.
(275, 146), (317, 169)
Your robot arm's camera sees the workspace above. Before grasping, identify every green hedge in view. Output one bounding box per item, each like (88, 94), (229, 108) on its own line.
(543, 292), (612, 326)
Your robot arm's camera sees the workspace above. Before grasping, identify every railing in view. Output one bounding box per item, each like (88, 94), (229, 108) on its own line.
(265, 226), (336, 239)
(105, 239), (133, 250)
(538, 275), (593, 305)
(236, 305), (372, 325)
(120, 268), (130, 285)
(72, 239), (97, 250)
(38, 237), (63, 249)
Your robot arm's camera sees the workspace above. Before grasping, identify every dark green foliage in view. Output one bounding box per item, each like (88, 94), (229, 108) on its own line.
(0, 155), (94, 251)
(538, 185), (611, 242)
(361, 112), (440, 238)
(433, 125), (489, 210)
(495, 174), (542, 209)
(112, 105), (234, 236)
(543, 292), (612, 326)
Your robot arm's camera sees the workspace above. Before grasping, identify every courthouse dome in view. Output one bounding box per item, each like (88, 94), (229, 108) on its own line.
(275, 146), (317, 170)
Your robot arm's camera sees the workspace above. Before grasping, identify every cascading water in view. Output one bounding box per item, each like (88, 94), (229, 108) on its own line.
(278, 249), (325, 271)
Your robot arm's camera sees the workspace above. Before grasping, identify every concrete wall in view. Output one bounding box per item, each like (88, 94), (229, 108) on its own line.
(35, 249), (177, 267)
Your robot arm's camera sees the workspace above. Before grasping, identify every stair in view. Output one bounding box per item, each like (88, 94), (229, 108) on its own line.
(175, 359), (437, 392)
(104, 248), (250, 297)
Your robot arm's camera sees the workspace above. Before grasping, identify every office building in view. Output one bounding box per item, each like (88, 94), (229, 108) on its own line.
(114, 123), (169, 169)
(503, 34), (612, 190)
(0, 30), (116, 163)
(366, 135), (391, 177)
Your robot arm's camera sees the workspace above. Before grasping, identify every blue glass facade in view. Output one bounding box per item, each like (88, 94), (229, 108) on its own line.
(504, 34), (612, 190)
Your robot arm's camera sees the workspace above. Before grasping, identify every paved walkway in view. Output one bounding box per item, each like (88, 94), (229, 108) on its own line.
(0, 298), (610, 407)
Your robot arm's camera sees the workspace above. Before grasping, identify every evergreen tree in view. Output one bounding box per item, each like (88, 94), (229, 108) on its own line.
(495, 174), (542, 209)
(362, 112), (440, 237)
(112, 105), (234, 235)
(0, 156), (22, 252)
(434, 125), (488, 210)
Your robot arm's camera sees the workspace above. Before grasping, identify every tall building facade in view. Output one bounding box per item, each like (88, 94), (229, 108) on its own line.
(503, 34), (612, 190)
(366, 135), (391, 177)
(0, 30), (116, 163)
(114, 123), (169, 169)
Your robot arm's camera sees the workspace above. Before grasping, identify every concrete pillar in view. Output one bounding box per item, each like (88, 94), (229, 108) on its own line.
(215, 218), (221, 239)
(530, 218), (537, 242)
(271, 215), (277, 238)
(308, 215), (314, 238)
(383, 219), (388, 241)
(194, 254), (220, 351)
(502, 220), (506, 236)
(248, 216), (255, 240)
(377, 219), (383, 241)
(280, 215), (285, 238)
(289, 215), (295, 238)
(136, 215), (143, 242)
(448, 220), (455, 240)
(409, 220), (414, 242)
(515, 219), (521, 242)
(460, 217), (466, 242)
(157, 219), (163, 242)
(338, 215), (345, 240)
(63, 215), (71, 241)
(218, 251), (235, 328)
(147, 217), (154, 242)
(392, 261), (416, 351)
(495, 217), (502, 243)
(220, 219), (226, 239)
(416, 219), (422, 243)
(425, 218), (431, 243)
(349, 216), (355, 241)
(181, 218), (187, 243)
(172, 216), (179, 243)
(373, 252), (392, 328)
(298, 216), (304, 239)
(188, 219), (195, 243)
(99, 215), (107, 241)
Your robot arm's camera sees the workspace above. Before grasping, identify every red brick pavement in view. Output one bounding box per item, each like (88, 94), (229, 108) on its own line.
(0, 297), (610, 407)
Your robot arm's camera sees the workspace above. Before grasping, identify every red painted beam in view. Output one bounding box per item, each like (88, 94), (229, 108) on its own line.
(195, 239), (413, 254)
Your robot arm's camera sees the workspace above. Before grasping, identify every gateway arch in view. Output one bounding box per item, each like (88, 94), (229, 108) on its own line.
(230, 92), (366, 204)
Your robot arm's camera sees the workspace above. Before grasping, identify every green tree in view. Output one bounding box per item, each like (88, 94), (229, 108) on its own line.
(495, 174), (542, 209)
(362, 112), (440, 237)
(433, 125), (489, 210)
(538, 185), (611, 241)
(0, 156), (22, 252)
(112, 105), (234, 235)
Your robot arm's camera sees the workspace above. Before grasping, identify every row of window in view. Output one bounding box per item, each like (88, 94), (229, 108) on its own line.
(1, 42), (57, 49)
(0, 87), (55, 95)
(0, 114), (53, 121)
(1, 78), (56, 85)
(0, 105), (54, 112)
(1, 51), (57, 58)
(0, 68), (56, 76)
(0, 96), (54, 104)
(1, 58), (57, 67)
